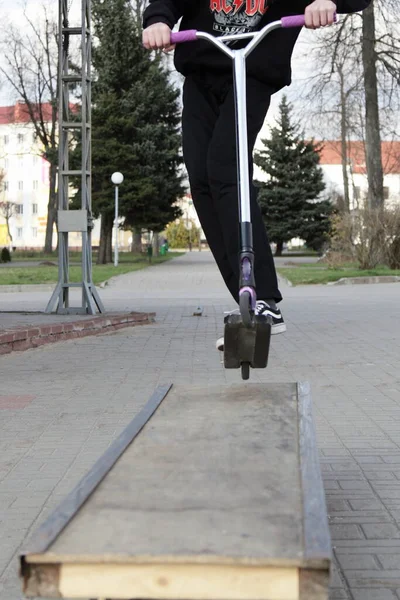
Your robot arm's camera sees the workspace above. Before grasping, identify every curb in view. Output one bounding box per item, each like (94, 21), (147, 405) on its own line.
(327, 276), (400, 286)
(277, 274), (293, 287)
(0, 312), (155, 356)
(0, 284), (55, 293)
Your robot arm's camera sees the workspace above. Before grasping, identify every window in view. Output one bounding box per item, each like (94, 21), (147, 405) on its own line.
(353, 186), (361, 200)
(383, 186), (390, 200)
(32, 227), (38, 238)
(17, 133), (25, 144)
(33, 155), (38, 165)
(33, 180), (38, 191)
(17, 227), (23, 238)
(16, 204), (23, 215)
(3, 181), (8, 191)
(18, 181), (23, 191)
(4, 158), (8, 168)
(19, 157), (24, 168)
(32, 203), (38, 215)
(4, 135), (9, 145)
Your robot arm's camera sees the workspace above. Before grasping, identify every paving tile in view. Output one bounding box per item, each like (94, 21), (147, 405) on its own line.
(2, 252), (400, 600)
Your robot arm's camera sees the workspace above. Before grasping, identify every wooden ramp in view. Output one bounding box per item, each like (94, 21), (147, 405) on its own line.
(20, 382), (331, 600)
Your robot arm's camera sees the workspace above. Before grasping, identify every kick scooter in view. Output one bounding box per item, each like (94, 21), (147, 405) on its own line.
(171, 15), (320, 381)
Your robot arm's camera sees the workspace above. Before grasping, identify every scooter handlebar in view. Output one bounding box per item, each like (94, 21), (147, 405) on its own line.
(170, 13), (337, 45)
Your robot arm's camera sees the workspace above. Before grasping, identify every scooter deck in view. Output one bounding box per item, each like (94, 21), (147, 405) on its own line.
(224, 313), (272, 369)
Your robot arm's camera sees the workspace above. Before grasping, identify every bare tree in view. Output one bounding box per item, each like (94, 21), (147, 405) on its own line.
(0, 7), (59, 252)
(299, 17), (364, 211)
(299, 1), (400, 209)
(362, 2), (384, 208)
(131, 0), (147, 33)
(0, 169), (16, 245)
(0, 201), (16, 246)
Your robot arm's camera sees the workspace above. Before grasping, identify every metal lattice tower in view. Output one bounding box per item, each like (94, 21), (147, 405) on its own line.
(46, 0), (104, 314)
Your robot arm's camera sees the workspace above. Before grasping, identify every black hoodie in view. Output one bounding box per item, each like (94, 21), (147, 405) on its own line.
(143, 0), (371, 91)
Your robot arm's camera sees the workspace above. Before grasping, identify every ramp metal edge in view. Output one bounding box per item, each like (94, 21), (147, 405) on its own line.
(297, 381), (332, 566)
(20, 384), (173, 559)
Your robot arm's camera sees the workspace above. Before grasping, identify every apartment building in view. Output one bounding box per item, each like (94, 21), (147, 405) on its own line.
(0, 101), (161, 252)
(0, 101), (106, 251)
(0, 102), (53, 249)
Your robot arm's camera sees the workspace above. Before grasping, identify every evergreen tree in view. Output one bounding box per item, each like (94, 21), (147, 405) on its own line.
(90, 0), (184, 263)
(254, 96), (332, 255)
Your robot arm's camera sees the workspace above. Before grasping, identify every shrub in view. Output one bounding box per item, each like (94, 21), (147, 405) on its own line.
(165, 218), (200, 249)
(328, 210), (383, 270)
(319, 250), (353, 269)
(380, 205), (400, 269)
(1, 247), (11, 263)
(327, 206), (400, 271)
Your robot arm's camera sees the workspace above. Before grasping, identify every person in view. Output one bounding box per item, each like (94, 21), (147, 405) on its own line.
(142, 0), (370, 350)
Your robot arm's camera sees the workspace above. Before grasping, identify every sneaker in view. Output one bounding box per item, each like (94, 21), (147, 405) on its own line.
(216, 336), (224, 351)
(256, 300), (286, 335)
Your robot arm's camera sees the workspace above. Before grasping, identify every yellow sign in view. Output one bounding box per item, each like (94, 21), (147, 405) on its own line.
(0, 224), (9, 246)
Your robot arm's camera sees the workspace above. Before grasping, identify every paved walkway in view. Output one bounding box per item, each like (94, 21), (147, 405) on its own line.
(1, 251), (400, 600)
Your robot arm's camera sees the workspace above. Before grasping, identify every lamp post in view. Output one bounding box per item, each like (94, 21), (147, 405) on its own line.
(187, 198), (193, 251)
(111, 172), (124, 266)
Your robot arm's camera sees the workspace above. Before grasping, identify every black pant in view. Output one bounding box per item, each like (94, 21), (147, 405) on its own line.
(182, 72), (282, 304)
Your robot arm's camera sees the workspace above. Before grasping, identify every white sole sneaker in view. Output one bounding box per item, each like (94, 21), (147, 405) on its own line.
(216, 336), (224, 351)
(271, 322), (287, 335)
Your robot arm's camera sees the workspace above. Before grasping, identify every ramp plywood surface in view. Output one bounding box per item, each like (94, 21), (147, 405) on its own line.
(50, 383), (302, 562)
(21, 382), (331, 599)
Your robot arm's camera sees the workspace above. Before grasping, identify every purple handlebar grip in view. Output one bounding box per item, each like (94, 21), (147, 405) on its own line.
(281, 15), (306, 28)
(281, 12), (337, 28)
(170, 30), (198, 44)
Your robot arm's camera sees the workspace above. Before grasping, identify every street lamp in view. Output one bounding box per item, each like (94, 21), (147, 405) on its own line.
(111, 172), (124, 266)
(187, 198), (193, 251)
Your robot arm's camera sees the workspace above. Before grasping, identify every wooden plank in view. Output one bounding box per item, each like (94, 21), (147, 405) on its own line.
(28, 563), (299, 600)
(21, 384), (172, 556)
(297, 382), (331, 568)
(23, 564), (301, 599)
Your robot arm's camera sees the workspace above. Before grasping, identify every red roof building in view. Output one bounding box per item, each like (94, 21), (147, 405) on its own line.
(319, 141), (400, 176)
(0, 101), (55, 125)
(317, 140), (400, 207)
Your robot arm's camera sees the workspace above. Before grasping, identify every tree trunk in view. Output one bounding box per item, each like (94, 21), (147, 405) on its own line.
(131, 228), (142, 253)
(275, 240), (284, 256)
(152, 232), (160, 257)
(5, 217), (13, 244)
(362, 3), (384, 209)
(98, 212), (113, 264)
(44, 161), (57, 253)
(339, 67), (350, 212)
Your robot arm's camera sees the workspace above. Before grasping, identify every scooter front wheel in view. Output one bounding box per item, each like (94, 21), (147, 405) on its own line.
(239, 290), (253, 328)
(241, 362), (250, 380)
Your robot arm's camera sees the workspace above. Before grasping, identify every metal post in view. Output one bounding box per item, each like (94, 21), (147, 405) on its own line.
(114, 186), (119, 267)
(111, 172), (123, 266)
(46, 0), (104, 314)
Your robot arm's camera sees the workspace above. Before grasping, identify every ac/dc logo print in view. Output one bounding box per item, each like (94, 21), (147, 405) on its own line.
(210, 0), (269, 17)
(210, 0), (269, 34)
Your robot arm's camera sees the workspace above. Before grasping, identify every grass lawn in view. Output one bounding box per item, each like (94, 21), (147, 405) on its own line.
(277, 262), (400, 285)
(0, 252), (183, 286)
